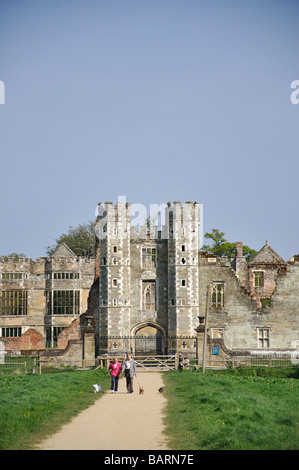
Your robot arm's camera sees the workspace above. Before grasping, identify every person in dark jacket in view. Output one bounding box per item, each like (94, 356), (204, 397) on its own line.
(122, 353), (137, 393)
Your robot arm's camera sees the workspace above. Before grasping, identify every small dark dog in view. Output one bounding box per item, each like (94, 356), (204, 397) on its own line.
(158, 387), (165, 394)
(139, 386), (144, 395)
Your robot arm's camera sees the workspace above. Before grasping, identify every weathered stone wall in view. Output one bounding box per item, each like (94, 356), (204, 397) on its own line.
(0, 257), (47, 338)
(266, 260), (299, 349)
(198, 252), (299, 351)
(1, 202), (298, 360)
(40, 339), (84, 367)
(0, 328), (45, 352)
(167, 202), (200, 337)
(0, 252), (95, 353)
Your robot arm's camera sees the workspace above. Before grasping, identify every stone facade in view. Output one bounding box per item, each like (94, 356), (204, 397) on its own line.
(0, 243), (95, 354)
(95, 200), (299, 358)
(1, 200), (298, 365)
(96, 201), (201, 354)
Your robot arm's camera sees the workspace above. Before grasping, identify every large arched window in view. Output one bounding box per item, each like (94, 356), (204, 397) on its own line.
(211, 282), (224, 308)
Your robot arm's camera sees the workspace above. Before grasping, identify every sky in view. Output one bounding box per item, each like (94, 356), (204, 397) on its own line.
(0, 0), (298, 261)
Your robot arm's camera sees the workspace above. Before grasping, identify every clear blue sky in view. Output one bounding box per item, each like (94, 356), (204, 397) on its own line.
(0, 0), (298, 261)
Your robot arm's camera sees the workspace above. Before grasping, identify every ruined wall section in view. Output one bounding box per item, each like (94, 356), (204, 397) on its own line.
(45, 255), (95, 333)
(0, 253), (95, 352)
(266, 258), (299, 349)
(199, 251), (299, 351)
(0, 257), (46, 338)
(199, 252), (258, 350)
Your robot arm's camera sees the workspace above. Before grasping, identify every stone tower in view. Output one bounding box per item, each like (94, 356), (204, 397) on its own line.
(96, 201), (131, 351)
(166, 202), (200, 338)
(95, 200), (201, 355)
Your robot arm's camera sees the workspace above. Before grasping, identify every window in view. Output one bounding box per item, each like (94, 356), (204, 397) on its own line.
(211, 328), (224, 339)
(46, 326), (64, 348)
(112, 299), (117, 306)
(1, 327), (22, 337)
(181, 279), (186, 287)
(2, 272), (23, 280)
(181, 257), (186, 264)
(170, 298), (175, 306)
(181, 245), (185, 252)
(113, 246), (118, 253)
(112, 279), (118, 287)
(142, 247), (156, 268)
(112, 258), (118, 265)
(101, 257), (106, 265)
(53, 272), (79, 280)
(0, 290), (28, 315)
(50, 290), (80, 315)
(211, 283), (224, 308)
(144, 283), (156, 311)
(258, 328), (270, 348)
(254, 271), (264, 287)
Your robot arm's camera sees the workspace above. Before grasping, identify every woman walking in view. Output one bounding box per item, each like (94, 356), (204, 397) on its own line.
(122, 353), (137, 393)
(108, 357), (122, 393)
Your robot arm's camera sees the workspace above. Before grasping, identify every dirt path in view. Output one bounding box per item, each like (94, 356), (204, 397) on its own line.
(37, 372), (169, 450)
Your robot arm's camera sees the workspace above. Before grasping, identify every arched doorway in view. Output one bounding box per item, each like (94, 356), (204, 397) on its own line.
(132, 322), (165, 355)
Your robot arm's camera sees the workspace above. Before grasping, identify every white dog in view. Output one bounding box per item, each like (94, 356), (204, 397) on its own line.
(93, 384), (101, 393)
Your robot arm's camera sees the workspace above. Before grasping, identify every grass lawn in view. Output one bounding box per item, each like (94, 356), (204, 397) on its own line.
(163, 367), (299, 450)
(0, 368), (110, 450)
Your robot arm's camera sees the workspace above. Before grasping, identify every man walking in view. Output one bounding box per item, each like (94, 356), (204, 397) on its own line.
(122, 353), (137, 393)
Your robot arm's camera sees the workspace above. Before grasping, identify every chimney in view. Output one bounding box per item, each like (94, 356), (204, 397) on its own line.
(236, 242), (243, 257)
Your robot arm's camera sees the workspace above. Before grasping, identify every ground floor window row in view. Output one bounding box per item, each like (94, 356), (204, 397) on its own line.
(0, 325), (271, 349)
(0, 326), (65, 349)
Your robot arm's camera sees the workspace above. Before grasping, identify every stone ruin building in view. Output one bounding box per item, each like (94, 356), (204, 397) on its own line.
(0, 200), (298, 367)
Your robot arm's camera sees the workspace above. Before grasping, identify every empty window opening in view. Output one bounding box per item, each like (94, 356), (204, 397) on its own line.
(254, 271), (264, 287)
(0, 290), (28, 316)
(211, 283), (224, 308)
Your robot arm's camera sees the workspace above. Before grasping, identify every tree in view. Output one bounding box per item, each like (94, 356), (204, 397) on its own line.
(0, 252), (27, 261)
(201, 228), (257, 261)
(46, 221), (96, 257)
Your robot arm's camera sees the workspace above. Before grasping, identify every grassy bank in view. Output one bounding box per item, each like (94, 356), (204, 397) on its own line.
(163, 367), (299, 450)
(0, 368), (110, 450)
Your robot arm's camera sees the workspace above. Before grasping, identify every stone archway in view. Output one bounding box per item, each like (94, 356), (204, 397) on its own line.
(131, 322), (166, 355)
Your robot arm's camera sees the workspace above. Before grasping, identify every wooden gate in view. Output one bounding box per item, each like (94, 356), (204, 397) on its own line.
(134, 354), (177, 371)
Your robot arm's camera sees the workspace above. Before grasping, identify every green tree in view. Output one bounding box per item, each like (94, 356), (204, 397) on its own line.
(46, 221), (96, 257)
(201, 228), (257, 261)
(0, 252), (27, 261)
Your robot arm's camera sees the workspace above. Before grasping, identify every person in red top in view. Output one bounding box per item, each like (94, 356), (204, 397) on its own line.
(108, 357), (122, 393)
